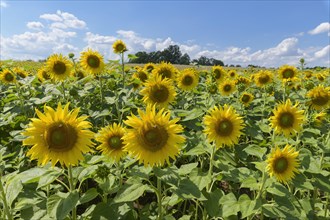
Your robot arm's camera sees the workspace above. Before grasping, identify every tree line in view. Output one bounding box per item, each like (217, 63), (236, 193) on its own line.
(128, 45), (224, 66)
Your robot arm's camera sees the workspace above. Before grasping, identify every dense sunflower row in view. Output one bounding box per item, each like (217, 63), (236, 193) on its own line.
(0, 40), (329, 219)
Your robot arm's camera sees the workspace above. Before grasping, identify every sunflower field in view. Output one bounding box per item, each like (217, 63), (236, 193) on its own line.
(0, 41), (330, 220)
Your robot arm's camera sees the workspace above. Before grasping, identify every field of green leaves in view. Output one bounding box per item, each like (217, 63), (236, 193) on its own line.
(0, 44), (330, 220)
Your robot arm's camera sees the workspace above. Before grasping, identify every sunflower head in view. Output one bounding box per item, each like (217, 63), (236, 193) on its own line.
(37, 66), (51, 82)
(113, 39), (127, 54)
(269, 99), (305, 137)
(134, 69), (149, 83)
(80, 49), (105, 75)
(306, 85), (330, 110)
(228, 69), (237, 79)
(278, 65), (298, 81)
(204, 105), (245, 147)
(13, 67), (28, 78)
(152, 62), (177, 80)
(212, 66), (226, 82)
(22, 103), (94, 167)
(254, 70), (273, 87)
(240, 92), (254, 107)
(140, 75), (176, 109)
(123, 105), (185, 167)
(219, 80), (236, 96)
(266, 145), (300, 183)
(96, 123), (127, 162)
(71, 68), (87, 80)
(177, 68), (199, 91)
(143, 63), (156, 73)
(0, 69), (16, 84)
(303, 70), (313, 79)
(46, 54), (73, 81)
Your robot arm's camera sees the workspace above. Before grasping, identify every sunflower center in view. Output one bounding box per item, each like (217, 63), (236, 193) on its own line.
(53, 61), (67, 75)
(274, 157), (288, 173)
(230, 72), (235, 77)
(5, 73), (14, 81)
(224, 84), (232, 92)
(282, 69), (294, 79)
(312, 96), (328, 106)
(214, 70), (221, 79)
(259, 75), (270, 84)
(108, 136), (123, 149)
(241, 94), (251, 103)
(142, 125), (169, 152)
(159, 69), (172, 79)
(46, 123), (77, 152)
(87, 55), (100, 68)
(279, 112), (294, 128)
(138, 71), (148, 82)
(182, 75), (193, 86)
(216, 119), (233, 137)
(150, 85), (169, 103)
(42, 71), (50, 80)
(116, 44), (125, 52)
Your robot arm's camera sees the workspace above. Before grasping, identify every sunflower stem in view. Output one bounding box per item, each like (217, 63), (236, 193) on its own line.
(156, 177), (163, 220)
(207, 145), (216, 192)
(15, 82), (27, 116)
(68, 165), (77, 220)
(99, 76), (105, 126)
(121, 52), (125, 90)
(0, 174), (13, 220)
(325, 192), (329, 217)
(61, 81), (67, 102)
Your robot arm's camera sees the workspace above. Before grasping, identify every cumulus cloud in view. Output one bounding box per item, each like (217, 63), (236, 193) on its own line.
(27, 21), (44, 30)
(41, 10), (86, 29)
(314, 45), (330, 58)
(0, 1), (8, 8)
(308, 22), (330, 36)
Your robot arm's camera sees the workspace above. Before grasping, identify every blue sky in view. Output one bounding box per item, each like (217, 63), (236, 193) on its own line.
(1, 0), (329, 67)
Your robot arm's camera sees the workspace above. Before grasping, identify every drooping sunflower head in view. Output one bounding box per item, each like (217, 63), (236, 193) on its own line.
(112, 39), (127, 54)
(278, 65), (298, 81)
(79, 49), (105, 75)
(313, 111), (328, 127)
(143, 63), (156, 73)
(306, 85), (330, 110)
(204, 105), (245, 147)
(303, 70), (313, 79)
(140, 75), (176, 109)
(254, 70), (273, 87)
(266, 145), (300, 183)
(240, 92), (254, 107)
(219, 80), (236, 96)
(269, 99), (305, 137)
(46, 54), (73, 81)
(177, 68), (199, 91)
(37, 66), (51, 82)
(123, 105), (185, 167)
(212, 66), (226, 82)
(315, 72), (326, 82)
(0, 69), (16, 84)
(71, 68), (87, 80)
(13, 67), (28, 78)
(152, 62), (177, 80)
(95, 123), (127, 162)
(22, 103), (94, 167)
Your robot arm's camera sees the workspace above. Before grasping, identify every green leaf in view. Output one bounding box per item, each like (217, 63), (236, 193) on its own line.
(313, 173), (330, 192)
(203, 188), (224, 217)
(47, 191), (79, 219)
(5, 176), (23, 207)
(291, 173), (314, 190)
(243, 144), (267, 159)
(189, 168), (212, 191)
(177, 163), (198, 176)
(238, 194), (261, 219)
(266, 182), (290, 197)
(174, 178), (206, 200)
(91, 202), (118, 220)
(219, 192), (239, 217)
(113, 183), (149, 203)
(37, 169), (62, 189)
(240, 176), (259, 190)
(79, 188), (99, 205)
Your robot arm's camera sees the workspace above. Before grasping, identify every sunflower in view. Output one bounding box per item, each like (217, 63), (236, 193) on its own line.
(240, 92), (254, 107)
(123, 105), (185, 167)
(143, 63), (156, 73)
(152, 62), (177, 80)
(13, 67), (28, 78)
(134, 69), (149, 83)
(46, 54), (72, 81)
(212, 66), (226, 83)
(113, 39), (127, 54)
(228, 69), (237, 79)
(140, 75), (176, 109)
(314, 111), (327, 127)
(266, 145), (300, 183)
(219, 80), (236, 96)
(204, 105), (244, 147)
(37, 66), (51, 82)
(22, 103), (94, 167)
(0, 69), (16, 84)
(278, 65), (298, 82)
(306, 85), (330, 110)
(315, 73), (326, 82)
(303, 70), (313, 79)
(71, 68), (87, 80)
(80, 49), (105, 75)
(177, 68), (199, 91)
(269, 99), (305, 137)
(254, 70), (273, 87)
(95, 123), (127, 162)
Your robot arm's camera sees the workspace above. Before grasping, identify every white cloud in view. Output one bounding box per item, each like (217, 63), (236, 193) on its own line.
(27, 21), (44, 30)
(40, 13), (63, 22)
(0, 1), (8, 8)
(41, 10), (86, 29)
(308, 22), (330, 36)
(314, 45), (330, 58)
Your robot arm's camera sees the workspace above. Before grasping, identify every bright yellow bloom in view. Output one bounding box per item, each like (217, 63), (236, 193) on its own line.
(204, 105), (245, 147)
(152, 62), (177, 80)
(37, 66), (51, 82)
(80, 49), (105, 75)
(240, 92), (254, 106)
(46, 54), (73, 81)
(22, 103), (94, 167)
(13, 67), (28, 78)
(0, 69), (16, 84)
(269, 99), (305, 137)
(113, 39), (127, 54)
(219, 80), (236, 96)
(278, 65), (298, 82)
(143, 63), (156, 73)
(177, 68), (199, 91)
(266, 145), (300, 183)
(95, 123), (127, 162)
(212, 66), (226, 83)
(123, 105), (185, 167)
(254, 70), (273, 87)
